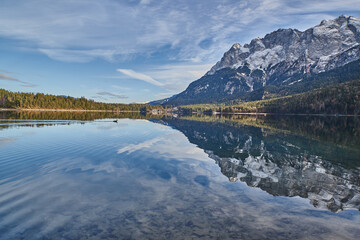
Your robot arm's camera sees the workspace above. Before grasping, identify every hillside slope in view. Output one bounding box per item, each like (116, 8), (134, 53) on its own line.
(180, 79), (360, 115)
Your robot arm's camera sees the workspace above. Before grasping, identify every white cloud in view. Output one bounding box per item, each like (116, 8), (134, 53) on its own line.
(0, 0), (358, 64)
(0, 0), (359, 102)
(117, 68), (164, 87)
(115, 63), (212, 94)
(149, 63), (213, 91)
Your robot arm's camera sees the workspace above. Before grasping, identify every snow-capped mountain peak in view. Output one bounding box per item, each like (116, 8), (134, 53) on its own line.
(208, 15), (359, 75)
(163, 15), (360, 105)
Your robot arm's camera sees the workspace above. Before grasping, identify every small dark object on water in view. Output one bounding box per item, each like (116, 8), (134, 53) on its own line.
(113, 120), (118, 123)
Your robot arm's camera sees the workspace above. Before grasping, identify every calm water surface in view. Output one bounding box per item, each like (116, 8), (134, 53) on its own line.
(0, 111), (359, 239)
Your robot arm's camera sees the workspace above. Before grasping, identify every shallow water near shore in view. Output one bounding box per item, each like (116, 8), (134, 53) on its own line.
(0, 111), (359, 239)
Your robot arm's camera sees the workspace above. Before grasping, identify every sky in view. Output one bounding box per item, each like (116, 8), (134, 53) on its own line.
(0, 0), (359, 103)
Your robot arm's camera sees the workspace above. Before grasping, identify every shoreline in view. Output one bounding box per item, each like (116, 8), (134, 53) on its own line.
(0, 108), (140, 113)
(195, 112), (359, 117)
(1, 108), (358, 117)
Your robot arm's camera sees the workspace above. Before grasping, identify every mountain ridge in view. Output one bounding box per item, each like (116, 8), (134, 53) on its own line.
(152, 15), (360, 106)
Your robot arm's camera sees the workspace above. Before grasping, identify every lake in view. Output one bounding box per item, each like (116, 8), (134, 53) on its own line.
(0, 111), (359, 239)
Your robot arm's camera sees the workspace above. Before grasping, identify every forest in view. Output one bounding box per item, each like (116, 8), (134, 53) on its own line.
(180, 79), (360, 115)
(0, 89), (164, 112)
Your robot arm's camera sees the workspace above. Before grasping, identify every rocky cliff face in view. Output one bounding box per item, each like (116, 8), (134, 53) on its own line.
(165, 15), (360, 105)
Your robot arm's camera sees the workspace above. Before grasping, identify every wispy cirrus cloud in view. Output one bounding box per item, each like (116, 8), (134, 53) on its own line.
(0, 0), (359, 103)
(117, 69), (164, 87)
(0, 0), (358, 64)
(149, 63), (213, 91)
(115, 63), (212, 93)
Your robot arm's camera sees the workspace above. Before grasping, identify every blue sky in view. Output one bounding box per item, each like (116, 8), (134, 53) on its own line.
(0, 0), (359, 103)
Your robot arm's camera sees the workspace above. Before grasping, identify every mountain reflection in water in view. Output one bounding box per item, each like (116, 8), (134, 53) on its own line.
(157, 115), (360, 212)
(0, 112), (359, 239)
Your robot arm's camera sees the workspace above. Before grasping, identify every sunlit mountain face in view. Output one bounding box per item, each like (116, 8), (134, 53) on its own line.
(162, 15), (360, 105)
(158, 115), (360, 212)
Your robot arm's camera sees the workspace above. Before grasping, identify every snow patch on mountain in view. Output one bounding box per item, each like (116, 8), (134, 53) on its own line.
(208, 15), (360, 77)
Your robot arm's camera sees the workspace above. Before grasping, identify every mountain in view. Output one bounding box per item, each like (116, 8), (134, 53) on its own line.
(161, 15), (360, 105)
(155, 116), (360, 212)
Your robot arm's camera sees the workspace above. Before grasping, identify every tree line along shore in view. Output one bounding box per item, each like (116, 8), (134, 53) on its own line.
(0, 89), (165, 113)
(1, 78), (359, 115)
